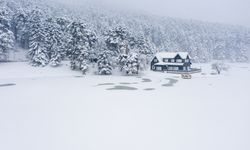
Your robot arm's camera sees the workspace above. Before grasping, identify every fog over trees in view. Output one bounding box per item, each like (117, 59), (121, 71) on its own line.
(0, 0), (250, 73)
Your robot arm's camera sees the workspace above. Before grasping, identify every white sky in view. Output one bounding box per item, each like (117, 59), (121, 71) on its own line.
(55, 0), (250, 27)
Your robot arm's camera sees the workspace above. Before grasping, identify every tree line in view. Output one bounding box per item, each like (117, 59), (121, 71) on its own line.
(0, 8), (153, 75)
(1, 0), (250, 72)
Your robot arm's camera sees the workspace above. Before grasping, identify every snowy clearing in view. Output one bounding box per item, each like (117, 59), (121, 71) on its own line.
(0, 62), (250, 150)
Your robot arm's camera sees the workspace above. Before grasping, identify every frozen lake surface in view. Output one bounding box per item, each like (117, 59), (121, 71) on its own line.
(0, 62), (250, 150)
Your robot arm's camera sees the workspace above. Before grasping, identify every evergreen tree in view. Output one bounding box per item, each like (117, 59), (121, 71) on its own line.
(56, 17), (70, 32)
(97, 51), (112, 75)
(67, 22), (93, 73)
(79, 59), (88, 74)
(117, 54), (128, 71)
(85, 28), (98, 63)
(50, 46), (63, 67)
(122, 53), (139, 75)
(11, 12), (29, 48)
(132, 35), (152, 55)
(44, 18), (65, 66)
(105, 26), (130, 56)
(77, 47), (89, 74)
(0, 11), (10, 30)
(0, 11), (14, 62)
(130, 35), (153, 70)
(27, 10), (49, 66)
(69, 46), (89, 74)
(0, 29), (14, 61)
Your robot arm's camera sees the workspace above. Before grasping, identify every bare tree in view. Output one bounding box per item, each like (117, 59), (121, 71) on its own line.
(211, 62), (229, 74)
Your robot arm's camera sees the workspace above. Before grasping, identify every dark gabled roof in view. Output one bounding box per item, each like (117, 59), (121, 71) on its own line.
(154, 52), (190, 63)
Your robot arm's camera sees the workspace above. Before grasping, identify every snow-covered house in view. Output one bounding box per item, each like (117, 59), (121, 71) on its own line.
(151, 52), (192, 72)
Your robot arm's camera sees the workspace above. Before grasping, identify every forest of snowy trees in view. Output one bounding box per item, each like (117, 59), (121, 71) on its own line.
(1, 0), (250, 74)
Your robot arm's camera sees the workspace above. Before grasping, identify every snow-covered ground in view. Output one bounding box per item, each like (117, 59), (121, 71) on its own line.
(0, 62), (250, 150)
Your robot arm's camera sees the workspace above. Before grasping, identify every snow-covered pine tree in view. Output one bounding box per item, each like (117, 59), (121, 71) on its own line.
(77, 47), (89, 74)
(117, 53), (128, 71)
(44, 18), (65, 66)
(49, 46), (63, 67)
(0, 29), (14, 62)
(11, 11), (29, 48)
(80, 59), (88, 74)
(44, 18), (55, 57)
(85, 28), (98, 63)
(67, 21), (94, 73)
(105, 26), (130, 56)
(97, 50), (112, 75)
(0, 11), (14, 62)
(56, 17), (70, 32)
(27, 10), (49, 67)
(123, 53), (139, 75)
(105, 26), (137, 73)
(0, 11), (10, 29)
(130, 35), (153, 70)
(55, 17), (71, 63)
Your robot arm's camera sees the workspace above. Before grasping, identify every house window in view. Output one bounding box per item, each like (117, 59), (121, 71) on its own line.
(154, 59), (158, 63)
(176, 59), (182, 63)
(168, 67), (173, 70)
(185, 59), (190, 63)
(163, 58), (168, 62)
(156, 66), (162, 71)
(171, 59), (175, 63)
(173, 67), (179, 71)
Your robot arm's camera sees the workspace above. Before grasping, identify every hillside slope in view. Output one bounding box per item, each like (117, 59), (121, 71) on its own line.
(1, 0), (250, 62)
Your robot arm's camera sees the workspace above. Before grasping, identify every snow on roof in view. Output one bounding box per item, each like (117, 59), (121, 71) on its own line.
(178, 52), (190, 59)
(155, 52), (190, 63)
(155, 62), (184, 66)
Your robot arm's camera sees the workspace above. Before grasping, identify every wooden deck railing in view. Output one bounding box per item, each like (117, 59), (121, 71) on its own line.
(166, 68), (202, 74)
